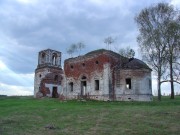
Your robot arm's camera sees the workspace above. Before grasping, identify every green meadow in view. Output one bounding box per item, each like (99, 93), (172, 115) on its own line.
(0, 96), (179, 135)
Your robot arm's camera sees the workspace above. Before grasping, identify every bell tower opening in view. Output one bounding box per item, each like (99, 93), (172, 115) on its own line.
(37, 49), (61, 68)
(41, 53), (46, 64)
(52, 53), (57, 65)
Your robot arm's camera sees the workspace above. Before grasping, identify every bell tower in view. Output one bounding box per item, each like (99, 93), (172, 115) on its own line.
(37, 49), (61, 68)
(34, 49), (63, 98)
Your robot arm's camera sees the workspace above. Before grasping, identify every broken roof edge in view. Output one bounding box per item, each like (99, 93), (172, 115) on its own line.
(64, 49), (151, 70)
(121, 58), (152, 71)
(64, 49), (127, 62)
(39, 48), (61, 54)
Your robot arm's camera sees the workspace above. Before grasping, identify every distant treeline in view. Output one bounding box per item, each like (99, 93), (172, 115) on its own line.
(0, 95), (7, 97)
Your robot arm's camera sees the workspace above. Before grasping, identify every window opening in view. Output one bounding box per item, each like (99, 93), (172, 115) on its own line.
(54, 75), (58, 81)
(52, 87), (58, 98)
(52, 54), (57, 65)
(81, 81), (86, 96)
(69, 82), (73, 92)
(95, 80), (99, 90)
(81, 76), (87, 80)
(126, 78), (131, 89)
(41, 53), (45, 64)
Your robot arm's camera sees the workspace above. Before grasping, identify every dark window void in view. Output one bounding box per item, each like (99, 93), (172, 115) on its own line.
(95, 61), (99, 64)
(52, 87), (58, 98)
(95, 80), (99, 90)
(69, 82), (73, 92)
(42, 53), (45, 58)
(41, 53), (45, 63)
(81, 76), (87, 80)
(54, 75), (58, 81)
(126, 78), (131, 89)
(70, 65), (74, 69)
(82, 63), (85, 67)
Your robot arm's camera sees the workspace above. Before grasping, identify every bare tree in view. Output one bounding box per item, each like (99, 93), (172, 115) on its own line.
(135, 3), (172, 101)
(104, 36), (115, 50)
(119, 46), (135, 58)
(66, 44), (78, 57)
(66, 48), (73, 57)
(77, 42), (85, 55)
(135, 3), (180, 100)
(67, 42), (86, 57)
(162, 13), (180, 99)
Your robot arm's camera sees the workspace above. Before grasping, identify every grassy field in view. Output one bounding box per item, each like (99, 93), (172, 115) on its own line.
(0, 96), (179, 135)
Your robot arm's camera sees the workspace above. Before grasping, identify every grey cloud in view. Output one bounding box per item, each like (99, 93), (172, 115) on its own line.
(1, 0), (177, 96)
(0, 0), (170, 74)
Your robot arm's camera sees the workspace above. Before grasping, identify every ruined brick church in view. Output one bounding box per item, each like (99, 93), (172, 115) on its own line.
(34, 49), (153, 101)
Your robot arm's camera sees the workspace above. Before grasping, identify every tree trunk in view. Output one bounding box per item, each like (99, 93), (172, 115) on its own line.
(170, 58), (175, 99)
(157, 75), (161, 101)
(157, 52), (162, 101)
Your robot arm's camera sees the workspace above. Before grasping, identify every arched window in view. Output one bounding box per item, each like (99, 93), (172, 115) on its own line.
(41, 53), (45, 64)
(81, 76), (87, 80)
(69, 82), (73, 92)
(52, 54), (57, 65)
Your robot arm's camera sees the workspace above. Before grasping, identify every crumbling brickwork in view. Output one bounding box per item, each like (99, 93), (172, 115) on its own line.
(64, 49), (129, 100)
(34, 49), (63, 98)
(34, 49), (153, 101)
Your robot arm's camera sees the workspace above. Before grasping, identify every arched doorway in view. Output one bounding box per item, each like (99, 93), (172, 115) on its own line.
(52, 87), (58, 98)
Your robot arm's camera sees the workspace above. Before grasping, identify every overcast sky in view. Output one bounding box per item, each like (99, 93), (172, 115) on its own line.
(0, 0), (179, 96)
